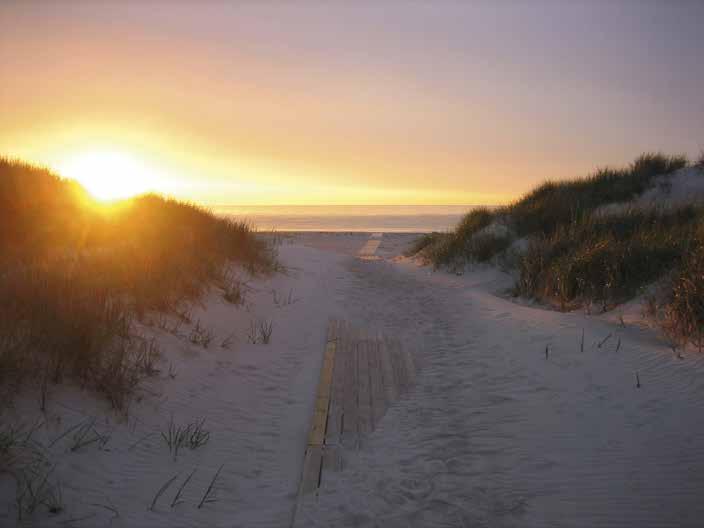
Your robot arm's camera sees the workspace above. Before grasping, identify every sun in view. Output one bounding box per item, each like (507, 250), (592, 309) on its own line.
(57, 150), (157, 202)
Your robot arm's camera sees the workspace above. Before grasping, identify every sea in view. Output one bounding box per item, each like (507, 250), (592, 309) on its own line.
(213, 205), (478, 233)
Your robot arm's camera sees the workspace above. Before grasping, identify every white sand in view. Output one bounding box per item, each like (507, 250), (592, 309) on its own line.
(3, 232), (704, 527)
(598, 166), (704, 215)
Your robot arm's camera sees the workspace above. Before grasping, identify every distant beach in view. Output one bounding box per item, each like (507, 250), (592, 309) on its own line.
(213, 204), (482, 233)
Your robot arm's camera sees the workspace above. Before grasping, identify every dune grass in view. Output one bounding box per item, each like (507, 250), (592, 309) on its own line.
(660, 229), (704, 347)
(413, 153), (689, 268)
(409, 152), (704, 345)
(408, 207), (509, 268)
(0, 157), (274, 410)
(696, 150), (704, 170)
(514, 206), (701, 309)
(506, 152), (688, 237)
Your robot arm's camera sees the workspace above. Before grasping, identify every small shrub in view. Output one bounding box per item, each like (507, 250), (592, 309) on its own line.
(188, 320), (213, 349)
(134, 337), (161, 376)
(273, 288), (297, 307)
(247, 319), (273, 344)
(0, 419), (63, 520)
(222, 273), (247, 306)
(161, 417), (210, 460)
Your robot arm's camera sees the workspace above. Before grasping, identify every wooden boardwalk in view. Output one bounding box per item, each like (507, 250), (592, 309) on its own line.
(297, 319), (417, 498)
(358, 233), (383, 259)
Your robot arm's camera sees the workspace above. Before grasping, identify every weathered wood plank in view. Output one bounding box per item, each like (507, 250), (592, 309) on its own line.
(327, 318), (339, 343)
(358, 239), (382, 257)
(300, 446), (324, 495)
(379, 334), (399, 403)
(341, 327), (359, 448)
(299, 319), (421, 510)
(308, 320), (336, 448)
(368, 335), (386, 428)
(401, 344), (416, 386)
(298, 318), (338, 503)
(322, 444), (342, 474)
(357, 333), (373, 435)
(389, 338), (409, 391)
(327, 321), (346, 447)
(325, 399), (341, 446)
(308, 409), (328, 446)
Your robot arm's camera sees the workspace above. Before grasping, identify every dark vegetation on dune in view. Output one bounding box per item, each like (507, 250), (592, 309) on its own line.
(0, 158), (275, 411)
(409, 153), (704, 347)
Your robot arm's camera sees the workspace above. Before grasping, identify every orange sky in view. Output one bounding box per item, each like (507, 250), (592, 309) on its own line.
(1, 3), (703, 205)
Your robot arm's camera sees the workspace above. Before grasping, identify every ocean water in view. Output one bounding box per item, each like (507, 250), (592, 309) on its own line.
(213, 205), (478, 233)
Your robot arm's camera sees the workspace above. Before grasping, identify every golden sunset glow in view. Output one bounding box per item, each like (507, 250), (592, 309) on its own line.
(57, 150), (160, 202)
(1, 3), (702, 207)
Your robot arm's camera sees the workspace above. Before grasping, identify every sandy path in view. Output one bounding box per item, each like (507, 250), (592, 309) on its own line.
(296, 234), (704, 527)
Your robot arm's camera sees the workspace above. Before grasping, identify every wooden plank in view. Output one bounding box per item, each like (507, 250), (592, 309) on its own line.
(379, 334), (399, 403)
(402, 344), (417, 385)
(308, 321), (336, 447)
(326, 324), (346, 447)
(325, 400), (341, 445)
(358, 239), (382, 257)
(308, 409), (328, 446)
(298, 318), (338, 501)
(357, 333), (373, 434)
(341, 327), (359, 448)
(368, 335), (386, 429)
(322, 444), (342, 474)
(327, 318), (339, 343)
(389, 338), (409, 391)
(300, 446), (324, 495)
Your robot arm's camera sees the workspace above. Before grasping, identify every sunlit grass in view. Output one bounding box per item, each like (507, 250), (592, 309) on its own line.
(0, 157), (276, 409)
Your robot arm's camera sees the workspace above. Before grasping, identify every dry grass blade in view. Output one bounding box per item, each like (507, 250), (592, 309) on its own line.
(149, 473), (180, 511)
(198, 464), (224, 509)
(171, 468), (197, 508)
(597, 333), (612, 348)
(90, 502), (120, 519)
(49, 418), (91, 448)
(220, 333), (235, 349)
(187, 419), (210, 450)
(127, 432), (155, 452)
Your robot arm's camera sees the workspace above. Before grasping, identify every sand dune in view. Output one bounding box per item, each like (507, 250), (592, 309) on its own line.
(3, 232), (704, 527)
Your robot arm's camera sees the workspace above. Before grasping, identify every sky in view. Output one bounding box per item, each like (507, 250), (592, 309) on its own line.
(1, 1), (703, 205)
